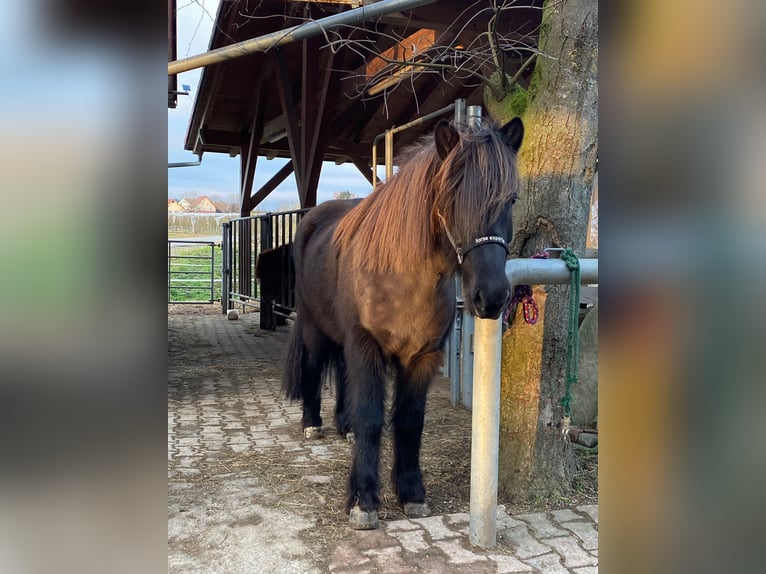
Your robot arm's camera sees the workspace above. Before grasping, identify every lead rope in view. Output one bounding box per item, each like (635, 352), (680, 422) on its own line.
(559, 248), (581, 438)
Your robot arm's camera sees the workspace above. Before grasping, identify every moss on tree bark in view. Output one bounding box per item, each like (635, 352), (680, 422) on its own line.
(484, 0), (598, 503)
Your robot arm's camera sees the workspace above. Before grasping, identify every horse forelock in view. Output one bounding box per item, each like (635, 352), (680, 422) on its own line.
(435, 122), (520, 242)
(332, 120), (519, 273)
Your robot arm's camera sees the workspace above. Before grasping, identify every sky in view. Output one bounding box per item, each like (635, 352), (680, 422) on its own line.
(168, 0), (374, 211)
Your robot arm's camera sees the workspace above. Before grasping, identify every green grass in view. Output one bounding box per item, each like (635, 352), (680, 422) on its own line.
(168, 244), (223, 303)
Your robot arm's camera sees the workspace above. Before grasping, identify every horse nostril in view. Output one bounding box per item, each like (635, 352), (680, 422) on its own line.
(472, 290), (486, 311)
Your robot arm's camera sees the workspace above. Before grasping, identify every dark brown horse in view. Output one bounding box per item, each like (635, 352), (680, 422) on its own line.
(283, 117), (524, 529)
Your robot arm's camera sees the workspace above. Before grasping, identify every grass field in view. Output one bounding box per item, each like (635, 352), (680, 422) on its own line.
(168, 243), (223, 303)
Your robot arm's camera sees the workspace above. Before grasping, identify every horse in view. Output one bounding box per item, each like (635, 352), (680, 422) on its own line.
(255, 244), (294, 330)
(282, 117), (524, 529)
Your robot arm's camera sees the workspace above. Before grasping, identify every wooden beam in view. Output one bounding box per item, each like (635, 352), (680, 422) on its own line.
(184, 0), (241, 151)
(273, 49), (303, 193)
(199, 128), (247, 148)
(239, 61), (271, 215)
(247, 162), (295, 212)
(301, 48), (343, 207)
(300, 32), (322, 195)
(350, 155), (375, 186)
(263, 139), (377, 160)
(239, 112), (265, 215)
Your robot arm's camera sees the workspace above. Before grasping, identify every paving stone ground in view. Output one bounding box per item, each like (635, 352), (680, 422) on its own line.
(168, 309), (598, 573)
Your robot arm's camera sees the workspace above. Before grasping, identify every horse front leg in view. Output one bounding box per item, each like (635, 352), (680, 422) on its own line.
(344, 327), (386, 529)
(391, 352), (441, 518)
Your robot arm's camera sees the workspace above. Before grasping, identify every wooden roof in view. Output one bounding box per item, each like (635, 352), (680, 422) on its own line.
(181, 0), (542, 208)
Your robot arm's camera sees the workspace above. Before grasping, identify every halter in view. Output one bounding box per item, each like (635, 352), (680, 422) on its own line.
(437, 213), (510, 265)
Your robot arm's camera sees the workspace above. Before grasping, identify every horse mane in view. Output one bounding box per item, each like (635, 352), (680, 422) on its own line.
(333, 119), (520, 274)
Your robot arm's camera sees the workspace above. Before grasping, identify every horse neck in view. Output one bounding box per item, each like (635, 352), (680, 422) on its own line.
(413, 233), (459, 283)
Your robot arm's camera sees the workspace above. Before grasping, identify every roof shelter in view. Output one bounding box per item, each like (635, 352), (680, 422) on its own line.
(175, 0), (542, 214)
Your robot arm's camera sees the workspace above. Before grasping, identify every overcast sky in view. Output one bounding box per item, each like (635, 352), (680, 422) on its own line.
(168, 0), (373, 210)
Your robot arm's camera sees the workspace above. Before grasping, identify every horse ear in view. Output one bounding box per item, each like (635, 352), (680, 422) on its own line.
(501, 117), (524, 153)
(434, 120), (460, 159)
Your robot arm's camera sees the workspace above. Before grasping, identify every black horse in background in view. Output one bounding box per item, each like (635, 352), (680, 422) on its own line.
(255, 244), (294, 330)
(283, 117), (524, 529)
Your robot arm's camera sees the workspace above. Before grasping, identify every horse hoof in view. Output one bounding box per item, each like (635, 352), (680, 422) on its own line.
(345, 432), (355, 444)
(403, 502), (431, 518)
(349, 505), (379, 530)
(303, 426), (323, 439)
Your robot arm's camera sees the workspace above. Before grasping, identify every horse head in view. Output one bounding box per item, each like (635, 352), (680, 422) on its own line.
(433, 117), (524, 320)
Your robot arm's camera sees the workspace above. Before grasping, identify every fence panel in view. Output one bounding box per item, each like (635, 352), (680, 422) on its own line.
(222, 208), (310, 323)
(167, 240), (219, 303)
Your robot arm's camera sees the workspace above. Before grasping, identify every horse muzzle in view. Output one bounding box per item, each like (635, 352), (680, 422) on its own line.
(468, 285), (511, 320)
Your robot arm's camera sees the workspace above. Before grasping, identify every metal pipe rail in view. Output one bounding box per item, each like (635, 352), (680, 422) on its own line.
(168, 0), (440, 76)
(469, 257), (598, 548)
(371, 101), (459, 186)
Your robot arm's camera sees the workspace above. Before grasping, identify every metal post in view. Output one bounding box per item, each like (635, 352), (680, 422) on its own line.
(221, 223), (230, 314)
(259, 215), (275, 328)
(448, 310), (460, 405)
(454, 98), (465, 125)
(450, 98), (466, 403)
(468, 257), (598, 548)
(372, 138), (379, 187)
(460, 311), (474, 408)
(385, 129), (394, 181)
(467, 105), (482, 127)
(209, 243), (215, 304)
(469, 316), (502, 548)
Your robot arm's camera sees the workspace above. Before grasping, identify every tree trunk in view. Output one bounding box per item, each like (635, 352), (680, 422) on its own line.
(486, 0), (598, 502)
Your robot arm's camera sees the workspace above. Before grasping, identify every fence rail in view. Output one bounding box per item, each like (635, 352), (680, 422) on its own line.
(222, 208), (311, 327)
(167, 240), (219, 303)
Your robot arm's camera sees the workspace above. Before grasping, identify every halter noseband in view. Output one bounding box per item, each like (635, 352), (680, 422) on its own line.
(437, 213), (510, 265)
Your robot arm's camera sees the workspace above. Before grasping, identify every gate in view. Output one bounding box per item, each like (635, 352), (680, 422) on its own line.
(222, 208), (310, 327)
(167, 240), (219, 303)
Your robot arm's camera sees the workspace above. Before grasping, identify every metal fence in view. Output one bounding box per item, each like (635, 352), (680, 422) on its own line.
(167, 240), (219, 303)
(222, 208), (311, 326)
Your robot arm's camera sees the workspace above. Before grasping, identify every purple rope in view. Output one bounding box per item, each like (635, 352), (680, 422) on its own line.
(507, 251), (549, 325)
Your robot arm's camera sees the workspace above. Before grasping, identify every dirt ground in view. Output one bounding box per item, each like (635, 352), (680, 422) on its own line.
(168, 303), (596, 550)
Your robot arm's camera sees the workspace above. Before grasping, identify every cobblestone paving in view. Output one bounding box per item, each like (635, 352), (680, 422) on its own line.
(168, 311), (598, 573)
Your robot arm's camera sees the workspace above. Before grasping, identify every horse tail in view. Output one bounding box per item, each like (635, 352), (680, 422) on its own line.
(282, 317), (307, 401)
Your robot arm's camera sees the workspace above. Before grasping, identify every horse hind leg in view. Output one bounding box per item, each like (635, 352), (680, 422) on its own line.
(390, 351), (442, 519)
(282, 316), (328, 438)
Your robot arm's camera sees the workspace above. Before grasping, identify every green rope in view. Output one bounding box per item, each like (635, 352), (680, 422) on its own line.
(559, 248), (580, 419)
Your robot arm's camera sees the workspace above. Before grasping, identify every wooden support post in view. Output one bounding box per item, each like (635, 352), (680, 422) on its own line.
(302, 48), (342, 207)
(300, 33), (321, 200)
(274, 49), (303, 198)
(239, 57), (269, 215)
